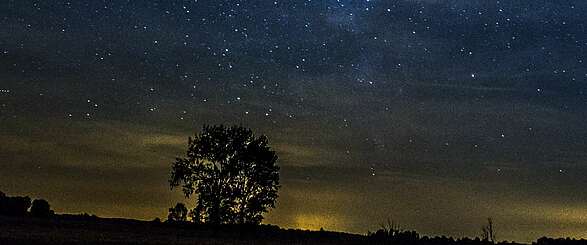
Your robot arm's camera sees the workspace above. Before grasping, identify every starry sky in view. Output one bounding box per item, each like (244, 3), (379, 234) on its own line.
(1, 0), (587, 242)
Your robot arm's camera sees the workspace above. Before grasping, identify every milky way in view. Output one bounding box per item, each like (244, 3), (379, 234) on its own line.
(1, 1), (587, 242)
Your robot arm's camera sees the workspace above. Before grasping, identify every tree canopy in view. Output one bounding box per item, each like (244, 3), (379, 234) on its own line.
(170, 125), (280, 225)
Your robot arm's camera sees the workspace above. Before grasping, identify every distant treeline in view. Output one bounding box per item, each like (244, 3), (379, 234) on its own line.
(0, 191), (54, 218)
(367, 226), (517, 245)
(365, 226), (587, 245)
(533, 237), (587, 245)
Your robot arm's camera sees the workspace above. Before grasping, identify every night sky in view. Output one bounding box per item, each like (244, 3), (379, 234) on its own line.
(1, 0), (587, 242)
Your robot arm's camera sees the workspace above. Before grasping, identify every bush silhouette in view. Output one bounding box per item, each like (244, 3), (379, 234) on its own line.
(30, 199), (53, 218)
(167, 202), (188, 222)
(170, 125), (280, 225)
(0, 192), (31, 217)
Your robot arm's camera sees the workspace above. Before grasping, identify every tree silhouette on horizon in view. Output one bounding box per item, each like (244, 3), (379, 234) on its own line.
(0, 192), (31, 217)
(170, 125), (280, 225)
(30, 199), (54, 218)
(481, 217), (496, 243)
(167, 202), (188, 223)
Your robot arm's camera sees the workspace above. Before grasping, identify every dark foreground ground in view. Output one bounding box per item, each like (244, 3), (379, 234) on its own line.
(0, 215), (365, 245)
(1, 215), (583, 245)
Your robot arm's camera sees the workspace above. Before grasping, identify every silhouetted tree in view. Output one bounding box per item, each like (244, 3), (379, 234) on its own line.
(30, 199), (53, 218)
(481, 217), (496, 243)
(167, 202), (188, 222)
(0, 193), (31, 217)
(369, 219), (420, 244)
(170, 125), (280, 225)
